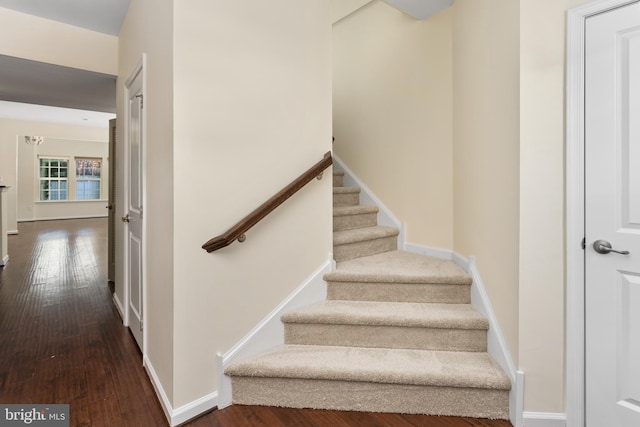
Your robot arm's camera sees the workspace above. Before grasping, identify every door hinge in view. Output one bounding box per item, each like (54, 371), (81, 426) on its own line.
(135, 93), (143, 108)
(581, 237), (586, 250)
(140, 318), (144, 332)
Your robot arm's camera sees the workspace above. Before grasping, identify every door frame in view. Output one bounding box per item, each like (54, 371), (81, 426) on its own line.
(123, 54), (147, 353)
(566, 1), (638, 426)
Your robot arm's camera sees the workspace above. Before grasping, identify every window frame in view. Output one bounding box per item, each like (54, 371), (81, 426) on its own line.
(74, 157), (102, 201)
(38, 156), (69, 201)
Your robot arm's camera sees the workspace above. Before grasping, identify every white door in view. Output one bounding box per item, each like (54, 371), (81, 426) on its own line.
(125, 69), (144, 350)
(585, 3), (640, 426)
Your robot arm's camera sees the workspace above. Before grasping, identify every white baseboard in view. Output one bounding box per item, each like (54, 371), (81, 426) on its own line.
(403, 242), (523, 427)
(522, 412), (566, 427)
(0, 254), (8, 266)
(170, 391), (218, 427)
(144, 355), (174, 424)
(332, 158), (523, 425)
(218, 255), (334, 409)
(8, 230), (18, 235)
(144, 355), (218, 427)
(112, 292), (125, 321)
(456, 253), (522, 427)
(404, 241), (453, 260)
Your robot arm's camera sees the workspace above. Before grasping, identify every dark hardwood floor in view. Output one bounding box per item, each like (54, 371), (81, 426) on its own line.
(0, 218), (512, 427)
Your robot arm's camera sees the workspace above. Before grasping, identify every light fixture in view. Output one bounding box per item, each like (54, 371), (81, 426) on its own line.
(24, 136), (44, 145)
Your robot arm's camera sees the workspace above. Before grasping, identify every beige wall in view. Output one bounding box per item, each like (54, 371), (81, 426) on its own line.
(117, 0), (175, 403)
(333, 0), (454, 249)
(0, 118), (107, 232)
(0, 7), (117, 75)
(519, 0), (587, 413)
(172, 0), (332, 407)
(119, 0), (332, 409)
(331, 0), (373, 23)
(452, 0), (520, 365)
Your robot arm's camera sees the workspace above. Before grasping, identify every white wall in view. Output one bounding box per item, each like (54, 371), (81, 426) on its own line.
(0, 118), (108, 233)
(172, 0), (332, 408)
(333, 0), (454, 249)
(17, 137), (108, 222)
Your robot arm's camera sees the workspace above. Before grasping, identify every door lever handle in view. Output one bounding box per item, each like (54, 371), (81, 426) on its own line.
(593, 240), (630, 255)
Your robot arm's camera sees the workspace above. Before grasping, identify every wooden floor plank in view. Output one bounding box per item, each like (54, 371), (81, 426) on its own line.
(0, 219), (512, 427)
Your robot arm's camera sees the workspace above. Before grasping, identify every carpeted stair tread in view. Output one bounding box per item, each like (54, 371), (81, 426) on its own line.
(333, 205), (379, 217)
(333, 186), (360, 194)
(282, 301), (488, 330)
(333, 226), (399, 245)
(225, 345), (511, 391)
(325, 250), (471, 285)
(333, 170), (345, 177)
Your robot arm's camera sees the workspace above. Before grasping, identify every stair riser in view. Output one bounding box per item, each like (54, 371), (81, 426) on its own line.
(333, 193), (360, 207)
(326, 281), (471, 304)
(334, 236), (397, 262)
(284, 324), (487, 352)
(333, 212), (378, 232)
(231, 377), (509, 420)
(333, 175), (344, 187)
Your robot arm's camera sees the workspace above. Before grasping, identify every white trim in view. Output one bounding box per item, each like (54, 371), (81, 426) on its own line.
(144, 354), (173, 424)
(17, 214), (108, 222)
(522, 412), (567, 427)
(218, 256), (334, 408)
(112, 292), (125, 321)
(144, 355), (218, 427)
(34, 199), (109, 204)
(398, 240), (523, 426)
(122, 54), (147, 353)
(403, 241), (453, 260)
(453, 252), (522, 427)
(170, 391), (218, 427)
(565, 2), (639, 426)
(0, 254), (8, 266)
(333, 155), (406, 248)
(7, 230), (18, 235)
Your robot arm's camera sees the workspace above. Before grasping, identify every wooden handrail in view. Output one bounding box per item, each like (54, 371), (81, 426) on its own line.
(202, 151), (333, 253)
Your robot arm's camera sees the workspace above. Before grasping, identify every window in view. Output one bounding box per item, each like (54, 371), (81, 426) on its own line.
(39, 158), (68, 201)
(75, 158), (102, 200)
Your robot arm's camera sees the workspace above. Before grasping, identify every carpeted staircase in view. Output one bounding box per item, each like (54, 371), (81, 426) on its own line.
(225, 169), (511, 419)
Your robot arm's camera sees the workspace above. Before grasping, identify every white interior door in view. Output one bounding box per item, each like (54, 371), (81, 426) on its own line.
(125, 69), (144, 351)
(585, 3), (640, 426)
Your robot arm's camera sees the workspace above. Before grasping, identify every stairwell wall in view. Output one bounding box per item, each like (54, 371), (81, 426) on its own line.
(332, 0), (454, 249)
(452, 0), (520, 374)
(172, 0), (332, 408)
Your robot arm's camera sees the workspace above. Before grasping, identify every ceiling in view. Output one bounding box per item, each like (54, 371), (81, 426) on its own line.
(0, 0), (129, 124)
